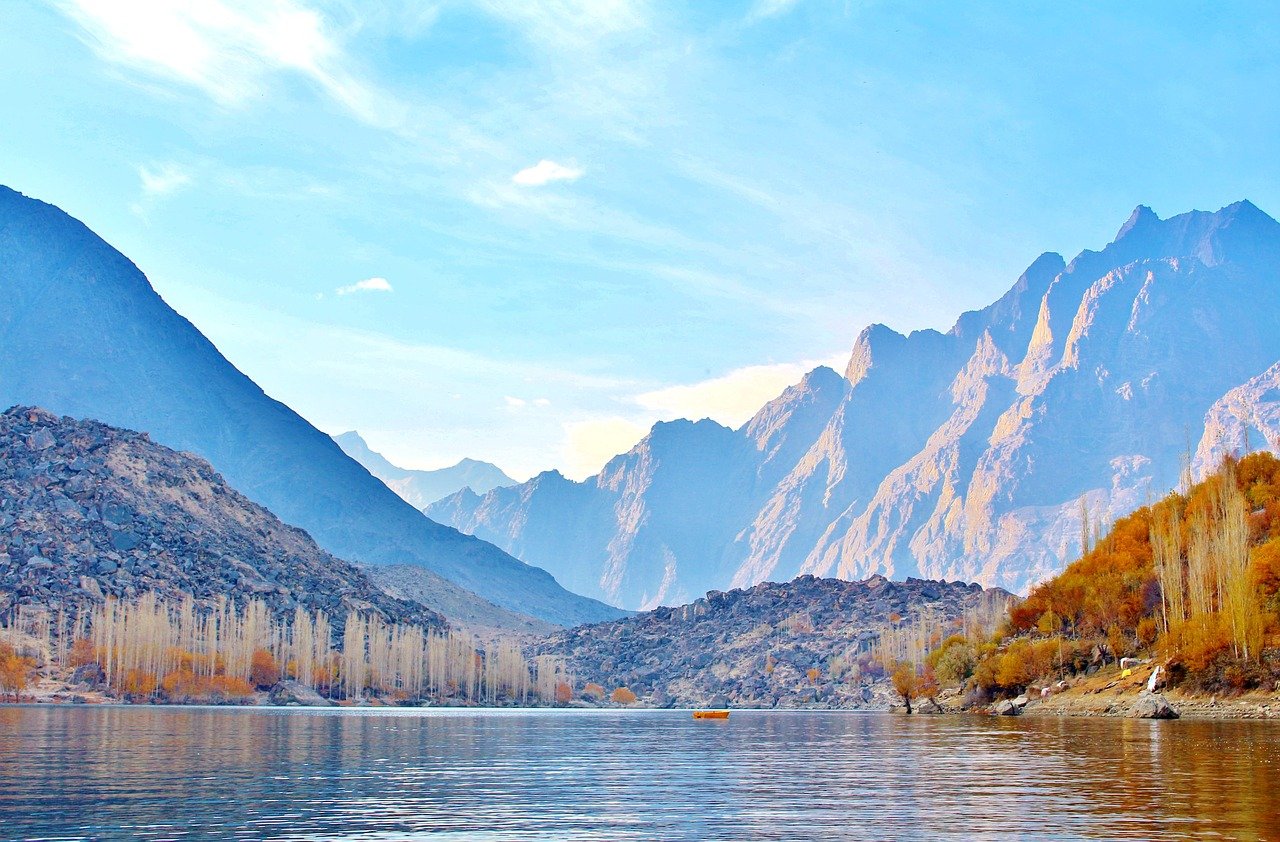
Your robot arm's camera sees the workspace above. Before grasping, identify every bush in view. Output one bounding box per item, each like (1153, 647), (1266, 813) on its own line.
(610, 687), (637, 704)
(249, 649), (280, 689)
(0, 642), (36, 700)
(161, 670), (254, 703)
(68, 638), (97, 668)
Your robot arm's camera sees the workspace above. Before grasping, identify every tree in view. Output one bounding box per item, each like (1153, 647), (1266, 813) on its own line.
(890, 661), (920, 714)
(0, 643), (36, 701)
(250, 649), (280, 689)
(610, 687), (637, 704)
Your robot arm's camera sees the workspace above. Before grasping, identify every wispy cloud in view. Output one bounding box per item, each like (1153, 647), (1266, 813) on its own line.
(475, 0), (649, 51)
(137, 161), (193, 197)
(512, 159), (584, 187)
(54, 0), (401, 127)
(744, 0), (802, 25)
(335, 277), (393, 296)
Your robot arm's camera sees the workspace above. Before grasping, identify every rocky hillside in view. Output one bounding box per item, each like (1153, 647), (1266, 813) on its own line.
(536, 575), (1007, 709)
(0, 407), (442, 629)
(430, 201), (1280, 608)
(333, 431), (515, 509)
(0, 185), (620, 627)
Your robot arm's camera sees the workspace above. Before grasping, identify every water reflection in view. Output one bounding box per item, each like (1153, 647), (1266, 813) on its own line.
(0, 707), (1276, 840)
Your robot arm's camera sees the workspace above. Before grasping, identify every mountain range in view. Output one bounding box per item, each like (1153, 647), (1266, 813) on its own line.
(429, 201), (1280, 609)
(0, 185), (621, 627)
(332, 431), (515, 509)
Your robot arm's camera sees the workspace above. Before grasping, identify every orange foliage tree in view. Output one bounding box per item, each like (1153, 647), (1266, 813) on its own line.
(610, 686), (637, 704)
(0, 643), (37, 701)
(249, 649), (280, 689)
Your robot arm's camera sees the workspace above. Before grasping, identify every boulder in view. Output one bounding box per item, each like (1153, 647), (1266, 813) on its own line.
(269, 680), (333, 707)
(1128, 692), (1179, 720)
(71, 662), (106, 687)
(1012, 694), (1029, 708)
(994, 699), (1021, 716)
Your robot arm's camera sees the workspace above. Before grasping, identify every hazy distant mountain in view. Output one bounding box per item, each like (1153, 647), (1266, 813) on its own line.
(429, 201), (1280, 608)
(333, 431), (515, 508)
(0, 185), (621, 627)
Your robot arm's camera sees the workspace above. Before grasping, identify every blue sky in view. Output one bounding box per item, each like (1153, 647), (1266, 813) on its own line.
(3, 1), (1278, 479)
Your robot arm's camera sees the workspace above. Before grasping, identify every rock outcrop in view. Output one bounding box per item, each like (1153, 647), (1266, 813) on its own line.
(1128, 692), (1180, 719)
(0, 406), (442, 629)
(431, 201), (1280, 607)
(535, 574), (1009, 709)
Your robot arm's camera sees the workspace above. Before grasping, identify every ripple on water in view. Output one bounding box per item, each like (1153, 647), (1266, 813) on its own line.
(0, 706), (1277, 840)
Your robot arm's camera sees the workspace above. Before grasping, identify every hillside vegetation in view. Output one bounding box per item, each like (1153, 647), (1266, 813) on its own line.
(934, 453), (1280, 701)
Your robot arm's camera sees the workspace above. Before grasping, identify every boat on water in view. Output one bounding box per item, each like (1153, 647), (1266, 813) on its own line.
(693, 710), (730, 719)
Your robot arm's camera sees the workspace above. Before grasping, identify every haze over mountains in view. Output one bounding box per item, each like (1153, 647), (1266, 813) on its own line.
(333, 431), (515, 509)
(429, 201), (1280, 610)
(0, 186), (621, 627)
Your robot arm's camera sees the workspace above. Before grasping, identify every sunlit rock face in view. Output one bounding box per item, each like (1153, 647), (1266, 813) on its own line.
(429, 201), (1280, 608)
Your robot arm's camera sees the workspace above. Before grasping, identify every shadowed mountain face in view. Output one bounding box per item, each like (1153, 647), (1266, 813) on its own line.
(332, 431), (515, 508)
(0, 186), (621, 627)
(430, 201), (1280, 608)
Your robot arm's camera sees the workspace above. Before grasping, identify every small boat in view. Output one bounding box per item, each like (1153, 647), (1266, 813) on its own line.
(693, 709), (730, 719)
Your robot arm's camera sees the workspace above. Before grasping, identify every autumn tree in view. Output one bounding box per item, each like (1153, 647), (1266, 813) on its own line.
(890, 661), (919, 714)
(610, 687), (637, 704)
(0, 643), (36, 701)
(250, 648), (280, 689)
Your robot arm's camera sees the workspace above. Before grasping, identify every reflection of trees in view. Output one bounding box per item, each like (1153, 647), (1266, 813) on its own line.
(0, 708), (1276, 838)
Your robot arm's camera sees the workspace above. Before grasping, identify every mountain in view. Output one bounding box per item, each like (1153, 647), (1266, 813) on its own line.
(0, 185), (621, 627)
(430, 201), (1280, 608)
(332, 431), (515, 508)
(535, 574), (1007, 708)
(0, 407), (443, 629)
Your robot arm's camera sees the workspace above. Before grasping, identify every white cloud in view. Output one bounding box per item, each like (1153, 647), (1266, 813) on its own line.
(561, 416), (648, 479)
(634, 353), (848, 427)
(504, 396), (527, 408)
(55, 0), (401, 127)
(138, 161), (193, 197)
(335, 277), (393, 296)
(512, 159), (584, 187)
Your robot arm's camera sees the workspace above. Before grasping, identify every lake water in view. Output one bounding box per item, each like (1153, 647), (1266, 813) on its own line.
(0, 706), (1277, 840)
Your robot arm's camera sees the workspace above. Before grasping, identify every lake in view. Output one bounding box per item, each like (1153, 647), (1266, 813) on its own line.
(0, 706), (1276, 840)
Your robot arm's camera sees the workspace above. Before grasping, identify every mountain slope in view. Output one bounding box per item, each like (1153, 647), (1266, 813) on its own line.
(535, 574), (1007, 708)
(430, 201), (1280, 607)
(0, 407), (443, 629)
(332, 431), (515, 508)
(0, 185), (620, 626)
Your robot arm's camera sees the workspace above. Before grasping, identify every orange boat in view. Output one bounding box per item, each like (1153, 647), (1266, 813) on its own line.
(693, 709), (730, 719)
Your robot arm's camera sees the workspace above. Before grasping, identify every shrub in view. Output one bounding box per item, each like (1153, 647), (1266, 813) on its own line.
(610, 687), (637, 704)
(582, 682), (605, 699)
(0, 643), (36, 700)
(67, 638), (97, 668)
(250, 649), (280, 689)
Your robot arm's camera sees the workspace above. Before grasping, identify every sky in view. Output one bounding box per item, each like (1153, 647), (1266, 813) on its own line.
(2, 1), (1278, 480)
